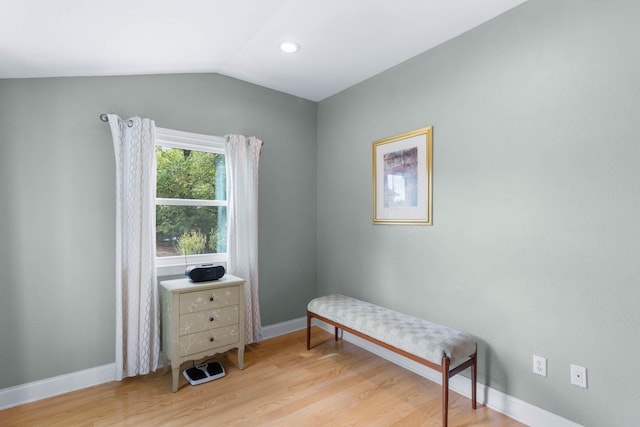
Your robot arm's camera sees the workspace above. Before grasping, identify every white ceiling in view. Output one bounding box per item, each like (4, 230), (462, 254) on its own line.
(0, 0), (527, 101)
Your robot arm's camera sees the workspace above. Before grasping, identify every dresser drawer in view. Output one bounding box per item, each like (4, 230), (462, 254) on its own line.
(179, 286), (239, 314)
(179, 305), (239, 336)
(178, 325), (239, 357)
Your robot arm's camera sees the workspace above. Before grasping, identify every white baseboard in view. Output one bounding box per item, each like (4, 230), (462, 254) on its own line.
(0, 316), (582, 427)
(0, 363), (116, 411)
(260, 317), (307, 340)
(0, 318), (311, 411)
(310, 319), (582, 427)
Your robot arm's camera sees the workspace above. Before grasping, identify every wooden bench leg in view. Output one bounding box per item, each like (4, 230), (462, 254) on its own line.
(306, 312), (342, 348)
(471, 351), (477, 409)
(306, 312), (312, 350)
(442, 356), (450, 427)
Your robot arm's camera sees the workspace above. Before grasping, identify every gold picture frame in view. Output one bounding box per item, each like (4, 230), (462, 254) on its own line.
(372, 126), (433, 225)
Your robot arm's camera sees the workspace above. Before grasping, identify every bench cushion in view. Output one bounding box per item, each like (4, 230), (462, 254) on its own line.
(308, 294), (476, 366)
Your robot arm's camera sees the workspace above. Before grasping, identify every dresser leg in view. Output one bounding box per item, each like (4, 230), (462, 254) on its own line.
(171, 367), (179, 392)
(238, 345), (245, 370)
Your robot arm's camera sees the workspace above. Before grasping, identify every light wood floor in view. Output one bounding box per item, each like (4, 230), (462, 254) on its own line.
(0, 327), (525, 426)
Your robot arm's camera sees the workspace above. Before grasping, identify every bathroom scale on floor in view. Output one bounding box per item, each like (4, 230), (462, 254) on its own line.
(183, 361), (225, 386)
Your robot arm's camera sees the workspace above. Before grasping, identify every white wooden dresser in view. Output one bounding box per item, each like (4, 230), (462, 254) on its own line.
(159, 275), (245, 392)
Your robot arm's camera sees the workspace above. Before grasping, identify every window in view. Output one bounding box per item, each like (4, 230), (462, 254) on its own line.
(155, 128), (227, 271)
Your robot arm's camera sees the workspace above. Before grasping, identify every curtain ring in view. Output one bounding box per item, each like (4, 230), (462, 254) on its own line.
(99, 113), (132, 127)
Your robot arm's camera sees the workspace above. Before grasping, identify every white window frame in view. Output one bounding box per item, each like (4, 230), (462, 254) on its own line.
(155, 127), (227, 276)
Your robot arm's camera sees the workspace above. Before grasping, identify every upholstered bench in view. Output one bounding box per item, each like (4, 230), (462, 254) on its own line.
(306, 294), (477, 427)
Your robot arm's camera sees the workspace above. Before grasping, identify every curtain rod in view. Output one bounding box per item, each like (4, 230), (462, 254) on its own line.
(99, 114), (263, 146)
(100, 113), (133, 128)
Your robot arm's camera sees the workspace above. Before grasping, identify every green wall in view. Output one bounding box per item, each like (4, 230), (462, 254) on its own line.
(0, 73), (317, 388)
(317, 0), (640, 425)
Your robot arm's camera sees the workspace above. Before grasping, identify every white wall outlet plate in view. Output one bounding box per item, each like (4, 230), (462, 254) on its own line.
(533, 355), (547, 376)
(570, 364), (587, 388)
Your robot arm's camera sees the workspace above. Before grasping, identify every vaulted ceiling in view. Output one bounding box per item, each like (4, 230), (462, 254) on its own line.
(1, 0), (528, 101)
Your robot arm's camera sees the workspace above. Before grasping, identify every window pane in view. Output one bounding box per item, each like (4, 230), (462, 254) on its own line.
(156, 146), (226, 200)
(156, 205), (227, 257)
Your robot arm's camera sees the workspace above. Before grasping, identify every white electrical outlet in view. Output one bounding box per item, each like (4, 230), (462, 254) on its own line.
(533, 355), (547, 376)
(570, 364), (587, 388)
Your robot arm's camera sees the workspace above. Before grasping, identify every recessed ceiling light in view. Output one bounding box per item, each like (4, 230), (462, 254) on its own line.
(279, 41), (300, 54)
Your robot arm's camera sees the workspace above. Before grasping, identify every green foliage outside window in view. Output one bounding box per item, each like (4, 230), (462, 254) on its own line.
(156, 147), (227, 257)
(178, 230), (207, 254)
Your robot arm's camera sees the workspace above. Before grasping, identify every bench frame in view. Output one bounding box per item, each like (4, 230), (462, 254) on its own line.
(307, 310), (477, 427)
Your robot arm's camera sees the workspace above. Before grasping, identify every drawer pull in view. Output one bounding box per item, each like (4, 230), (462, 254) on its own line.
(209, 296), (214, 302)
(209, 337), (215, 342)
(209, 317), (215, 322)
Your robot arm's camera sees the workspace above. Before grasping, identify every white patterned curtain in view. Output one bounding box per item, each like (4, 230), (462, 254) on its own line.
(108, 114), (160, 379)
(225, 135), (263, 344)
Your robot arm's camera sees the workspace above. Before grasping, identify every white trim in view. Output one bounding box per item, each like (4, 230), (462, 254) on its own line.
(154, 126), (229, 274)
(0, 319), (306, 410)
(156, 259), (228, 278)
(156, 198), (227, 207)
(311, 319), (582, 427)
(260, 317), (308, 340)
(155, 127), (225, 153)
(0, 363), (116, 411)
(156, 252), (226, 268)
(0, 317), (582, 426)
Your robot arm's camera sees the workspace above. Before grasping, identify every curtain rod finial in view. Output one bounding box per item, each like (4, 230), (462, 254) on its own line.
(100, 113), (108, 122)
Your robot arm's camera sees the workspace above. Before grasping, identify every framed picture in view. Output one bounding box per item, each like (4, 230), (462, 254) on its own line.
(372, 126), (433, 225)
